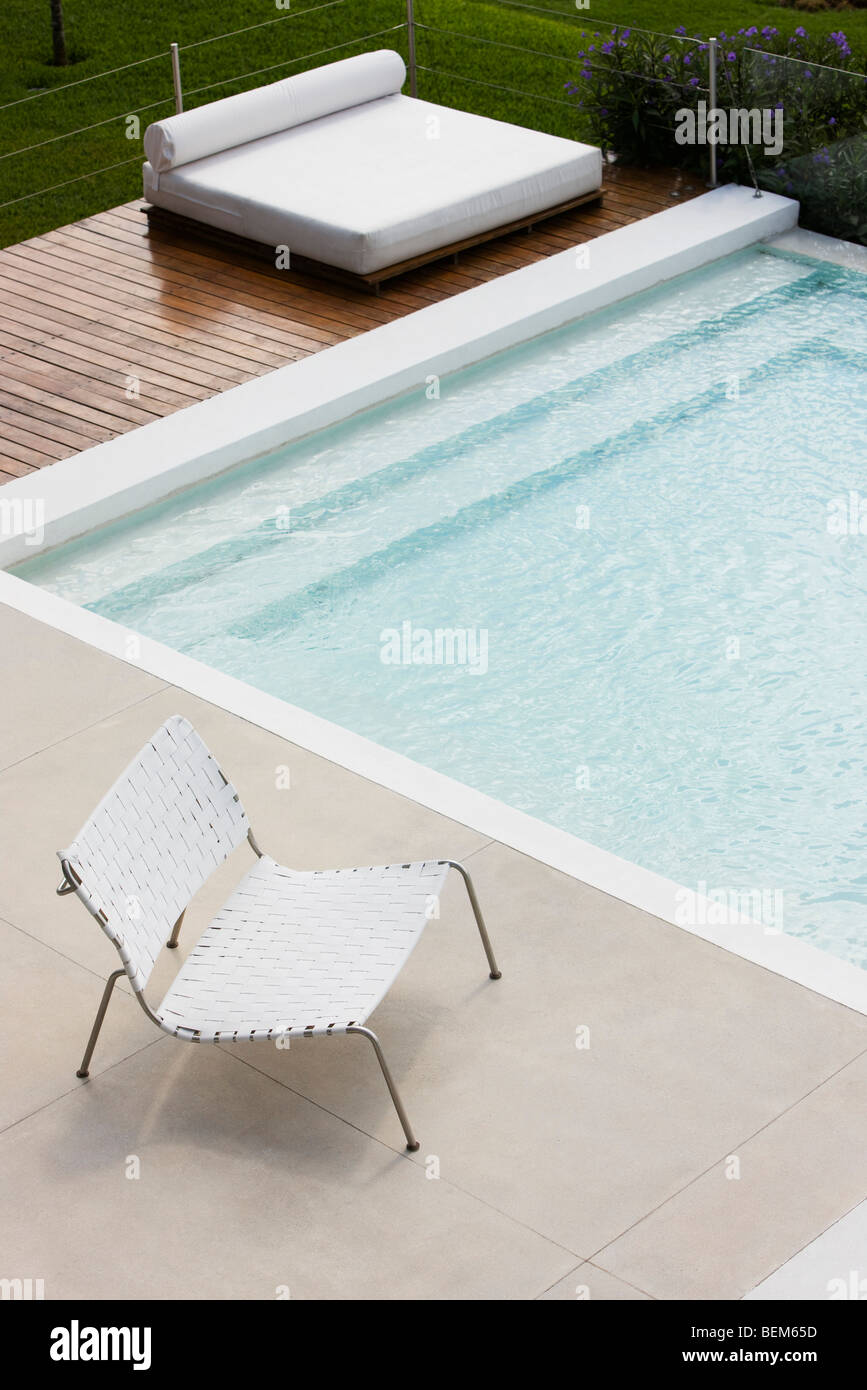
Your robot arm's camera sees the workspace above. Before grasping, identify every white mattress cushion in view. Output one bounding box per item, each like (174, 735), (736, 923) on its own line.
(143, 49), (406, 173)
(144, 94), (603, 275)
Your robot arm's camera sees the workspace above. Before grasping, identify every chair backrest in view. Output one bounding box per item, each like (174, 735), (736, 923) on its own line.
(59, 715), (249, 993)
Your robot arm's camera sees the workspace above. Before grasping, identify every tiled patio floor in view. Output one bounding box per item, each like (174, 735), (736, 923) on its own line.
(2, 601), (865, 1300)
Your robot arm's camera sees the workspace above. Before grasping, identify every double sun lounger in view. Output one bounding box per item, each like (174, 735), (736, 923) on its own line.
(143, 49), (603, 289)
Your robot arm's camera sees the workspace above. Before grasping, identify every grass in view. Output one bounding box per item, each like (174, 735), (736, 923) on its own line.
(1, 0), (865, 247)
(522, 0), (867, 44)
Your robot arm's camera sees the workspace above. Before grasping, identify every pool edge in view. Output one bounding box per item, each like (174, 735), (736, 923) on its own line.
(2, 568), (865, 1019)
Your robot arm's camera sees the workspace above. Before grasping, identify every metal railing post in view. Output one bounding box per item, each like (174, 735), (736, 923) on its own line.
(707, 35), (718, 187)
(171, 41), (183, 114)
(406, 0), (417, 98)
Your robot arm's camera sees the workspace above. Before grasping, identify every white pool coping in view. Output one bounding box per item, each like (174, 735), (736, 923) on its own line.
(5, 182), (866, 1018)
(745, 1199), (867, 1301)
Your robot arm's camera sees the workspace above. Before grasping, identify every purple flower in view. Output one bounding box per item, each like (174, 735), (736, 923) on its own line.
(795, 27), (806, 39)
(727, 52), (736, 63)
(684, 53), (692, 66)
(829, 31), (851, 59)
(746, 27), (758, 38)
(829, 116), (837, 126)
(761, 26), (778, 39)
(688, 76), (699, 87)
(601, 40), (614, 55)
(663, 54), (671, 63)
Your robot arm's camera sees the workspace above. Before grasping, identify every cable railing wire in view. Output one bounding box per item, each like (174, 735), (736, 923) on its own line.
(415, 25), (710, 93)
(179, 26), (407, 104)
(0, 98), (175, 162)
(480, 1), (705, 46)
(0, 51), (169, 113)
(415, 21), (585, 67)
(416, 66), (578, 110)
(0, 0), (351, 113)
(743, 44), (866, 79)
(177, 0), (350, 52)
(0, 155), (143, 211)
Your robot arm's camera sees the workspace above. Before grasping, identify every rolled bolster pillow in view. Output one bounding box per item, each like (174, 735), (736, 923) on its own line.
(143, 48), (407, 172)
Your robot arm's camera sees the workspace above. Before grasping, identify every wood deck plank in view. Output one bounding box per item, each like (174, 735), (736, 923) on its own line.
(4, 241), (342, 355)
(0, 166), (698, 469)
(0, 457), (39, 480)
(0, 262), (300, 367)
(0, 420), (67, 462)
(0, 403), (108, 454)
(0, 283), (276, 380)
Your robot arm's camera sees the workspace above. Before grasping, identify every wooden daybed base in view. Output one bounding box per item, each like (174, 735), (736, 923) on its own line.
(144, 190), (604, 294)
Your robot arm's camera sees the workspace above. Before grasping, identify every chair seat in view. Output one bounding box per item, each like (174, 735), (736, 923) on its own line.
(156, 855), (449, 1042)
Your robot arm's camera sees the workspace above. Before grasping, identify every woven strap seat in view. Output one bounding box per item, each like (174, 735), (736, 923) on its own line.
(156, 855), (448, 1041)
(58, 715), (500, 1150)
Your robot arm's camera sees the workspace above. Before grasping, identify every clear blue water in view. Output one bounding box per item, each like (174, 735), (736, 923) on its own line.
(16, 247), (867, 968)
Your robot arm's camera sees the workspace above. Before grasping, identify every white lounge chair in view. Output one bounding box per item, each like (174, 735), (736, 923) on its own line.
(142, 49), (603, 290)
(57, 715), (500, 1150)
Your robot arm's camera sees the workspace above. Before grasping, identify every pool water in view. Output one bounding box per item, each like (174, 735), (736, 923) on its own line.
(17, 247), (867, 968)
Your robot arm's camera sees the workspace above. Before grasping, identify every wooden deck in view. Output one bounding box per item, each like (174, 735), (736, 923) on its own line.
(0, 165), (701, 481)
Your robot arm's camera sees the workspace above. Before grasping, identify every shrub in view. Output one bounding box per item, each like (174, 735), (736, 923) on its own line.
(566, 22), (867, 243)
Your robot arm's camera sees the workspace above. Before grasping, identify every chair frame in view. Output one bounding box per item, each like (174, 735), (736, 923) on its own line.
(59, 806), (500, 1153)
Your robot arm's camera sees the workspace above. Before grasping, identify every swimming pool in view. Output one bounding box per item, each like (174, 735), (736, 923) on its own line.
(15, 244), (867, 970)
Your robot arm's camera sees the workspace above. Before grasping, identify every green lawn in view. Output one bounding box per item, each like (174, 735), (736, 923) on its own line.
(1, 0), (864, 247)
(520, 0), (867, 45)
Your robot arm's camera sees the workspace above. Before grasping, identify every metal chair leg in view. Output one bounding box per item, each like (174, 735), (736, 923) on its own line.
(347, 1025), (420, 1152)
(166, 910), (185, 949)
(446, 860), (502, 979)
(76, 969), (124, 1078)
